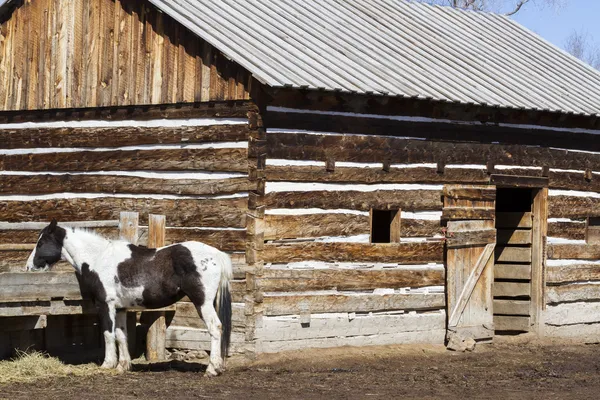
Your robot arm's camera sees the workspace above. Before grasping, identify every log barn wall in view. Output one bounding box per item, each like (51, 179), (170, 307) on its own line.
(0, 0), (251, 112)
(0, 101), (255, 356)
(246, 101), (600, 351)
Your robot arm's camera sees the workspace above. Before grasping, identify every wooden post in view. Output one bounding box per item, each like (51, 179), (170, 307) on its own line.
(145, 214), (167, 362)
(531, 188), (549, 335)
(119, 212), (139, 244)
(390, 209), (402, 244)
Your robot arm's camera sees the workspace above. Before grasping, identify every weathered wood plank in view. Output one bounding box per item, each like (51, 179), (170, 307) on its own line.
(545, 302), (600, 326)
(262, 242), (444, 264)
(256, 312), (445, 342)
(0, 124), (250, 149)
(547, 264), (600, 284)
(547, 284), (600, 304)
(0, 272), (82, 302)
(264, 190), (442, 211)
(267, 132), (600, 172)
(494, 282), (531, 298)
(495, 247), (532, 263)
(442, 208), (495, 221)
(257, 267), (444, 292)
(547, 244), (600, 260)
(493, 300), (530, 316)
(445, 229), (496, 248)
(164, 228), (246, 252)
(494, 316), (530, 331)
(0, 227), (119, 244)
(262, 292), (445, 315)
(496, 212), (533, 228)
(497, 229), (532, 245)
(443, 186), (496, 201)
(0, 148), (249, 172)
(494, 264), (531, 280)
(490, 174), (549, 188)
(263, 213), (440, 241)
(0, 197), (247, 227)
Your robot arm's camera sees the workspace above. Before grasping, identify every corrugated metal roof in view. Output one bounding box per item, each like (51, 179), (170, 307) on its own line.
(148, 0), (600, 116)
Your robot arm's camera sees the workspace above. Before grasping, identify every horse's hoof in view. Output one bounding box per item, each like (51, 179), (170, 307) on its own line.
(101, 363), (116, 369)
(117, 360), (132, 373)
(205, 365), (219, 378)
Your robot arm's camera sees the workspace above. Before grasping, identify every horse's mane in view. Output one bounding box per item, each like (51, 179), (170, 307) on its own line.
(68, 227), (130, 245)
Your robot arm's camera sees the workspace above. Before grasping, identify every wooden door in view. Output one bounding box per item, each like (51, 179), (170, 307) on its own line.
(443, 185), (497, 347)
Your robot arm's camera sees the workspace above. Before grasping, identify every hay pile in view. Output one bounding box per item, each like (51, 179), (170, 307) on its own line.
(0, 351), (112, 384)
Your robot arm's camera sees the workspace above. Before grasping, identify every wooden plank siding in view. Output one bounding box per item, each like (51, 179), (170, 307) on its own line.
(0, 0), (251, 111)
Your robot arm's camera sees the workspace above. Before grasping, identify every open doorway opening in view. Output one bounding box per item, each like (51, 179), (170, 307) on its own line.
(494, 187), (544, 334)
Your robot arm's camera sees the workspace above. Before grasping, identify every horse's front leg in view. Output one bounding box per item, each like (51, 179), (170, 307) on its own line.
(115, 310), (132, 372)
(99, 302), (118, 369)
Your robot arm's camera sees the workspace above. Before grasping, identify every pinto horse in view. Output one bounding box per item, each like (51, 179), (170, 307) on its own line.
(25, 220), (232, 377)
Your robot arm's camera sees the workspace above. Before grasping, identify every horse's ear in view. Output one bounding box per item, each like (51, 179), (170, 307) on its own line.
(49, 219), (58, 232)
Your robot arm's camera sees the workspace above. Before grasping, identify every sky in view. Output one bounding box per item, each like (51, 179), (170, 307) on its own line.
(511, 0), (600, 51)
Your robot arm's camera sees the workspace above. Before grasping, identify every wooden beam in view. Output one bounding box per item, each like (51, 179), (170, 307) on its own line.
(490, 174), (549, 188)
(494, 264), (532, 280)
(443, 186), (496, 201)
(493, 300), (530, 316)
(445, 229), (496, 248)
(262, 242), (444, 264)
(547, 263), (600, 284)
(262, 292), (445, 316)
(495, 247), (532, 263)
(119, 212), (139, 244)
(531, 187), (548, 331)
(495, 316), (530, 331)
(494, 282), (531, 298)
(145, 214), (167, 361)
(256, 267), (444, 292)
(547, 244), (600, 260)
(547, 284), (600, 304)
(442, 208), (495, 221)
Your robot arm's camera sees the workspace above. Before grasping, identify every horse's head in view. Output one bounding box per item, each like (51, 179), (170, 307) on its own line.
(25, 219), (67, 272)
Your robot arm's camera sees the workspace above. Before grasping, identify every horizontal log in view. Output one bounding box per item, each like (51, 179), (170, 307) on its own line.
(543, 322), (600, 342)
(494, 282), (531, 298)
(548, 221), (586, 240)
(0, 197), (247, 227)
(442, 208), (495, 221)
(445, 229), (496, 248)
(265, 165), (600, 192)
(264, 190), (442, 211)
(546, 284), (600, 304)
(495, 247), (532, 263)
(0, 100), (256, 124)
(496, 212), (533, 228)
(494, 316), (530, 331)
(547, 244), (600, 260)
(443, 186), (496, 201)
(544, 302), (600, 326)
(494, 264), (531, 280)
(170, 302), (246, 331)
(0, 175), (254, 196)
(490, 174), (549, 188)
(257, 267), (444, 292)
(267, 107), (600, 153)
(496, 229), (532, 245)
(0, 124), (250, 149)
(0, 148), (248, 172)
(256, 312), (445, 342)
(164, 228), (246, 252)
(0, 227), (121, 244)
(0, 272), (83, 302)
(262, 242), (444, 264)
(493, 300), (530, 316)
(263, 213), (441, 241)
(0, 299), (97, 317)
(550, 196), (600, 219)
(547, 264), (600, 284)
(267, 132), (600, 171)
(262, 292), (445, 315)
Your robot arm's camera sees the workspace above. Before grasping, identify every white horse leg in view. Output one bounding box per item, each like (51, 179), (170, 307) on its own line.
(199, 303), (223, 377)
(115, 310), (132, 372)
(100, 303), (118, 369)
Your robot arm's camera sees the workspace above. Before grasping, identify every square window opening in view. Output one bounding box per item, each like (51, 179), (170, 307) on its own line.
(370, 209), (401, 244)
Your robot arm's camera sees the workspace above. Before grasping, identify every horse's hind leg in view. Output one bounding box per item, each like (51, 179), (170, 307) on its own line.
(115, 310), (132, 372)
(198, 302), (223, 377)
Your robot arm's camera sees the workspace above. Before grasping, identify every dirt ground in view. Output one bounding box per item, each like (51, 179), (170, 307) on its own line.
(1, 338), (600, 400)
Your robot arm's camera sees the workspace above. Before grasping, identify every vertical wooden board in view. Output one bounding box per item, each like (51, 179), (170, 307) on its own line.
(70, 0), (84, 107)
(86, 0), (100, 108)
(98, 0), (115, 107)
(0, 15), (9, 108)
(531, 188), (548, 332)
(142, 5), (154, 104)
(25, 0), (40, 110)
(182, 32), (196, 102)
(148, 214), (166, 249)
(131, 1), (144, 105)
(201, 40), (212, 101)
(151, 10), (164, 104)
(119, 212), (139, 244)
(11, 0), (26, 110)
(111, 0), (121, 106)
(390, 209), (402, 244)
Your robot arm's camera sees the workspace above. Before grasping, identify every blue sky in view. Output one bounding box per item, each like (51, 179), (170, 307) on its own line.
(512, 0), (600, 50)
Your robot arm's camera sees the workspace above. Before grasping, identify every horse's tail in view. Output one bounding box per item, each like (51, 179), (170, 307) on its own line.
(215, 251), (232, 358)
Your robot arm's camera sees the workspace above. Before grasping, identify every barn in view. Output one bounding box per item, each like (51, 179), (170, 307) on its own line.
(1, 0), (600, 359)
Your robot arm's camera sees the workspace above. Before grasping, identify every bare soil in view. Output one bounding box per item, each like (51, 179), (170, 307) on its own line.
(2, 339), (600, 400)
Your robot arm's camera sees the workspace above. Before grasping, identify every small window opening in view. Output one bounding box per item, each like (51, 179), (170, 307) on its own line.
(587, 217), (600, 245)
(370, 209), (401, 243)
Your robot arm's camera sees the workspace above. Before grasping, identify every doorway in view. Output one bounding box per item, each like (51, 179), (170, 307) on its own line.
(493, 187), (547, 334)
